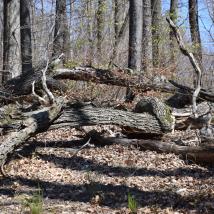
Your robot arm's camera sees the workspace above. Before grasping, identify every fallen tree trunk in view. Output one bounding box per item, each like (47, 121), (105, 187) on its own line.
(0, 98), (63, 169)
(54, 67), (214, 103)
(89, 131), (214, 164)
(54, 67), (175, 92)
(51, 103), (165, 134)
(169, 80), (214, 102)
(1, 65), (214, 104)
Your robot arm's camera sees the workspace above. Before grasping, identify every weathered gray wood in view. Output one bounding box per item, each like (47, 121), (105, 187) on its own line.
(166, 17), (202, 117)
(53, 67), (214, 103)
(52, 104), (166, 134)
(89, 131), (214, 164)
(0, 98), (63, 170)
(54, 67), (175, 92)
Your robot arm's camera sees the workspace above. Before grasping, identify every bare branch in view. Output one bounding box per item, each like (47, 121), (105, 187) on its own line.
(41, 57), (55, 104)
(166, 17), (202, 118)
(31, 81), (47, 104)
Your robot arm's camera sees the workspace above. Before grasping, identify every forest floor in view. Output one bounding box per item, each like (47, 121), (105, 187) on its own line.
(0, 85), (214, 214)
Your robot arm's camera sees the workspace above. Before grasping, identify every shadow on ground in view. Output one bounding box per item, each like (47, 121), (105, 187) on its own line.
(0, 139), (213, 212)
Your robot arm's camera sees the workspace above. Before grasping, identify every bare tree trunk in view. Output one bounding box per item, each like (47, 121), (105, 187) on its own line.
(128, 0), (143, 71)
(109, 8), (129, 68)
(114, 0), (120, 40)
(53, 0), (71, 62)
(151, 0), (161, 68)
(3, 0), (21, 82)
(96, 0), (105, 63)
(169, 0), (178, 67)
(127, 0), (143, 101)
(0, 0), (3, 84)
(20, 0), (32, 74)
(188, 0), (202, 64)
(142, 0), (153, 75)
(110, 0), (120, 66)
(86, 0), (94, 66)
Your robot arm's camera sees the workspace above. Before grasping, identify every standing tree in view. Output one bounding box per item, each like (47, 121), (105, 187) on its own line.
(189, 0), (202, 64)
(20, 0), (32, 74)
(128, 0), (143, 71)
(86, 0), (94, 66)
(126, 0), (143, 101)
(3, 0), (21, 82)
(169, 0), (178, 66)
(151, 0), (161, 68)
(111, 0), (120, 66)
(0, 0), (3, 83)
(142, 0), (153, 75)
(96, 0), (105, 63)
(109, 1), (129, 67)
(53, 0), (70, 62)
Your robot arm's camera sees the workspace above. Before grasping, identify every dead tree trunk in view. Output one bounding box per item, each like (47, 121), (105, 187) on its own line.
(52, 103), (166, 134)
(89, 132), (214, 164)
(0, 98), (63, 170)
(53, 67), (214, 103)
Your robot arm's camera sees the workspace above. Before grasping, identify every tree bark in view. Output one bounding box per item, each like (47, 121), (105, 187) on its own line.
(189, 0), (202, 64)
(52, 104), (166, 134)
(109, 11), (129, 67)
(142, 0), (153, 74)
(151, 0), (161, 68)
(53, 0), (70, 62)
(109, 0), (120, 67)
(3, 0), (21, 82)
(54, 67), (175, 92)
(0, 0), (3, 84)
(86, 0), (94, 66)
(20, 0), (33, 74)
(128, 0), (143, 71)
(53, 67), (214, 103)
(96, 0), (105, 63)
(169, 0), (178, 66)
(127, 0), (143, 101)
(0, 98), (63, 170)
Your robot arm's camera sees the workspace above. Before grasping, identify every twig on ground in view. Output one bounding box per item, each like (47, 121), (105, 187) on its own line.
(71, 137), (92, 157)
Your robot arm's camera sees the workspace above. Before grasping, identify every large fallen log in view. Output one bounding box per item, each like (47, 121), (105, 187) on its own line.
(53, 67), (175, 92)
(1, 65), (214, 104)
(53, 67), (214, 103)
(88, 131), (214, 164)
(0, 98), (64, 170)
(51, 103), (166, 134)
